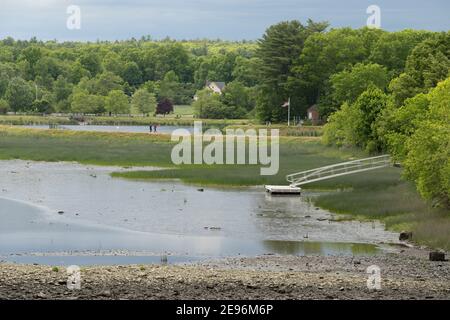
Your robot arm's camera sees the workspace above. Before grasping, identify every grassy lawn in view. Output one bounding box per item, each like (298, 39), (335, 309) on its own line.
(0, 125), (448, 249)
(174, 105), (194, 116)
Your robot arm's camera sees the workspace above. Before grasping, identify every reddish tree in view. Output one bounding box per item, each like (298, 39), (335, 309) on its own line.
(156, 98), (174, 115)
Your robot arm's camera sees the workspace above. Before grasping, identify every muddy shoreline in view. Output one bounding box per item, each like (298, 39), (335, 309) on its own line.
(1, 247), (448, 300)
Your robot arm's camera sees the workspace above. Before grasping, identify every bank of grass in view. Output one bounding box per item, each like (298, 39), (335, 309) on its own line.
(0, 125), (448, 249)
(0, 115), (77, 125)
(314, 174), (450, 250)
(225, 124), (323, 137)
(0, 125), (174, 166)
(0, 114), (251, 128)
(89, 116), (252, 128)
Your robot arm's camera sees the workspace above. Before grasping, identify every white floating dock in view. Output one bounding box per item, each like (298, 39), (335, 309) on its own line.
(265, 185), (301, 195)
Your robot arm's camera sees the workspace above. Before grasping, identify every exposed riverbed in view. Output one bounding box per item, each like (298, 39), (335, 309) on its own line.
(0, 160), (400, 266)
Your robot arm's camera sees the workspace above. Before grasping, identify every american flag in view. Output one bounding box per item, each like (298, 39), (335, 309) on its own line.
(281, 98), (290, 108)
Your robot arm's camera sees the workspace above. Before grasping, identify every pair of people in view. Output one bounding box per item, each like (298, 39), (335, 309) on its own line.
(149, 124), (159, 133)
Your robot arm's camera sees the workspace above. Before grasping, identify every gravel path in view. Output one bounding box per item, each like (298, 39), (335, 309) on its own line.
(0, 247), (448, 300)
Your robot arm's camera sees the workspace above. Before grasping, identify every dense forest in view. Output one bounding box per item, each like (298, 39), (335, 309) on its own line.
(0, 36), (258, 117)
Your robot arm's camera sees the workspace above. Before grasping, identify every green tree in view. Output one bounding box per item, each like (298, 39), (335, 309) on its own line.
(34, 56), (63, 88)
(221, 81), (254, 111)
(388, 73), (422, 107)
(53, 76), (73, 102)
(121, 61), (143, 87)
(131, 88), (156, 115)
(71, 90), (105, 114)
(19, 46), (42, 78)
(193, 89), (245, 119)
(322, 101), (362, 147)
(0, 99), (9, 114)
(78, 51), (102, 77)
(376, 93), (430, 159)
(102, 52), (125, 76)
(389, 32), (450, 106)
(291, 28), (369, 117)
(90, 72), (124, 96)
(193, 52), (237, 87)
(158, 70), (181, 101)
(369, 30), (431, 76)
(153, 43), (192, 82)
(68, 61), (90, 84)
(5, 77), (35, 112)
(105, 90), (130, 115)
(232, 56), (260, 87)
(33, 99), (53, 114)
(329, 63), (388, 113)
(354, 87), (389, 152)
(0, 63), (17, 98)
(256, 19), (328, 121)
(323, 87), (388, 153)
(403, 77), (450, 207)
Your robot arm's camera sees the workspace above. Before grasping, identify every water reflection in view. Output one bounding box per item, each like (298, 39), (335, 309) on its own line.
(263, 240), (379, 256)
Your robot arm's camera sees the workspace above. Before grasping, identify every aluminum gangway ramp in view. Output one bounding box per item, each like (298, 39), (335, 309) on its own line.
(286, 155), (392, 188)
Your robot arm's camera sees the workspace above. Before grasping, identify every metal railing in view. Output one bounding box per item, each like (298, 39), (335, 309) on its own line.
(287, 155), (392, 187)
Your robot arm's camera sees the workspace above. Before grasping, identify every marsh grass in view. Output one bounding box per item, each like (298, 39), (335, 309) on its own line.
(0, 115), (252, 128)
(0, 115), (77, 125)
(0, 126), (174, 166)
(225, 124), (324, 137)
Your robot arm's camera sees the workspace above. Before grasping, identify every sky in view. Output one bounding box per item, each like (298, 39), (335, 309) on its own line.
(0, 0), (448, 41)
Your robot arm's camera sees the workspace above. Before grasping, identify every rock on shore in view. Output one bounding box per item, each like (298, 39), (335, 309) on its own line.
(0, 248), (449, 300)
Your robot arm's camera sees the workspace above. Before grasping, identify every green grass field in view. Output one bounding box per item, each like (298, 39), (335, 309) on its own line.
(173, 105), (195, 116)
(0, 125), (448, 249)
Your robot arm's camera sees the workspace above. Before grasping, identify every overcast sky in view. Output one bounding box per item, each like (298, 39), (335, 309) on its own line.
(0, 0), (448, 41)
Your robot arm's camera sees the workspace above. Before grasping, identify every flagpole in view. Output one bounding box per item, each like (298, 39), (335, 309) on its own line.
(288, 97), (291, 127)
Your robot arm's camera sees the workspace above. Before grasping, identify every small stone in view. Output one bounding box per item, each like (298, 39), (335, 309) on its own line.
(99, 290), (112, 297)
(399, 231), (413, 241)
(35, 292), (47, 299)
(429, 252), (446, 262)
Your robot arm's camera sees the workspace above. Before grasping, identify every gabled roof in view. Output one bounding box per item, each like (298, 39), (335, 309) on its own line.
(206, 81), (226, 91)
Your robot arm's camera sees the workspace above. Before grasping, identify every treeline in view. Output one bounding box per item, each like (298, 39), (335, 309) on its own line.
(0, 37), (257, 116)
(0, 23), (448, 121)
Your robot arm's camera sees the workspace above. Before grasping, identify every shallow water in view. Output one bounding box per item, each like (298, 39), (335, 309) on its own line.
(21, 124), (193, 134)
(0, 160), (399, 265)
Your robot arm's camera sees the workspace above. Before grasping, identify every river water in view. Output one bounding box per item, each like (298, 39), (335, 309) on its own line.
(0, 160), (399, 265)
(21, 125), (193, 134)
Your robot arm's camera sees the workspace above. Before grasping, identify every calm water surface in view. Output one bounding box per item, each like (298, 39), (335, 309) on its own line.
(22, 124), (193, 134)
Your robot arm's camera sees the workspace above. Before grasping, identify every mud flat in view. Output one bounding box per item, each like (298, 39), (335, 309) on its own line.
(1, 246), (449, 300)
